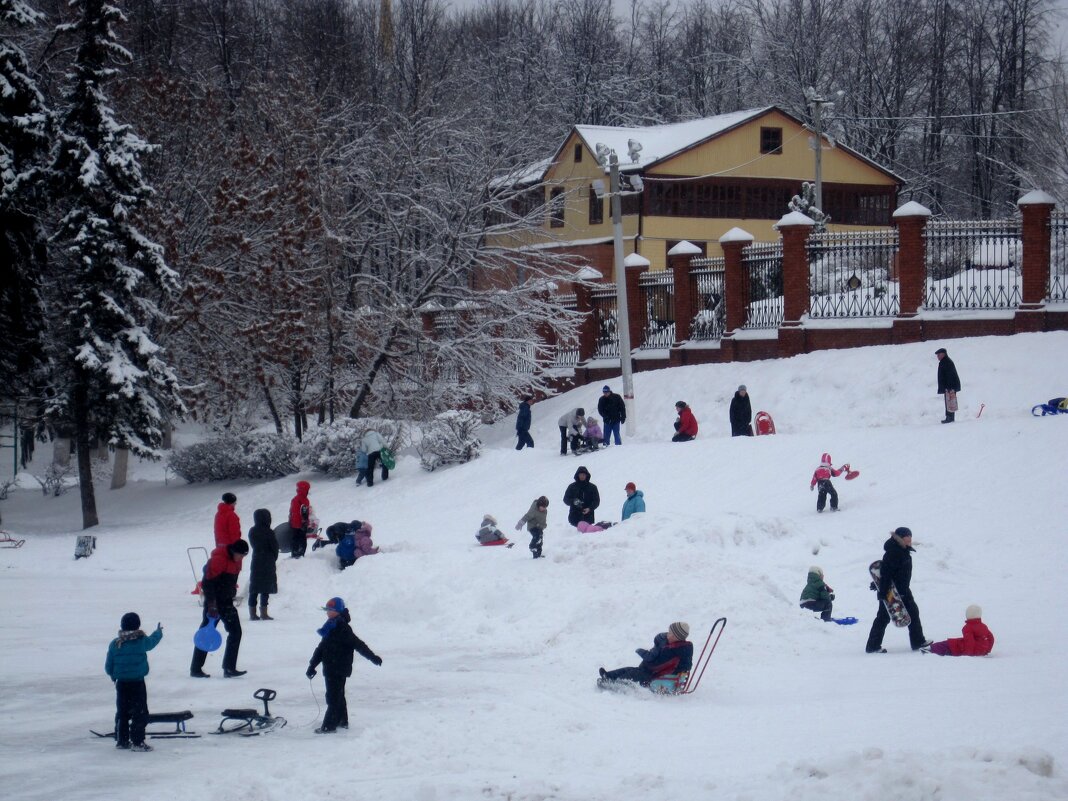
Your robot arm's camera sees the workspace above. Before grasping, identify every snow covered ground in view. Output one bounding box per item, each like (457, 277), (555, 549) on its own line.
(1, 332), (1066, 801)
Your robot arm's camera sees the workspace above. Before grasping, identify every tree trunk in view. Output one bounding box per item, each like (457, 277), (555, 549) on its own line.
(262, 379), (283, 434)
(161, 419), (173, 449)
(73, 383), (99, 529)
(53, 437), (72, 467)
(111, 448), (129, 490)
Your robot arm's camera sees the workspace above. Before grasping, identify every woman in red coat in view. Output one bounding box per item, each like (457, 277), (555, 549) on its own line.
(672, 401), (699, 442)
(927, 605), (995, 656)
(289, 481), (312, 559)
(213, 492), (241, 546)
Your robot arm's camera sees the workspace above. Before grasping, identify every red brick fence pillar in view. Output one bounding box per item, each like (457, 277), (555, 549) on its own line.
(892, 201), (932, 343)
(1017, 190), (1056, 332)
(623, 252), (650, 355)
(668, 241), (702, 346)
(776, 212), (814, 357)
(720, 227), (754, 334)
(573, 266), (603, 364)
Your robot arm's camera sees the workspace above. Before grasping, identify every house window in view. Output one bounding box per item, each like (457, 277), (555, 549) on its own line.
(574, 144), (583, 163)
(549, 188), (565, 228)
(760, 127), (783, 154)
(589, 186), (604, 225)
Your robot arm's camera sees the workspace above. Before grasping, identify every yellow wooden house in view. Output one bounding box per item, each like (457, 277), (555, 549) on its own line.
(495, 106), (902, 278)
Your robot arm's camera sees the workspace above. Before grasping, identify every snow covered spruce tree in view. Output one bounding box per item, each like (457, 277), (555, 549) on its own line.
(43, 0), (182, 528)
(0, 0), (51, 404)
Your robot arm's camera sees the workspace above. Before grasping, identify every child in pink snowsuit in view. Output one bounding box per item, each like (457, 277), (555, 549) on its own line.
(927, 605), (995, 656)
(810, 452), (844, 512)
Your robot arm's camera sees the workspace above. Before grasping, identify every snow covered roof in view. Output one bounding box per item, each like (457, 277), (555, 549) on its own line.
(573, 108), (772, 173)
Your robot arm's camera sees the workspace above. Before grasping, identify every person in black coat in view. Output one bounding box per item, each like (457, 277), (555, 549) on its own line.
(865, 527), (931, 653)
(729, 385), (753, 436)
(515, 397), (534, 450)
(306, 597), (382, 733)
(935, 347), (961, 423)
(597, 386), (626, 446)
(563, 465), (600, 527)
(247, 508), (279, 621)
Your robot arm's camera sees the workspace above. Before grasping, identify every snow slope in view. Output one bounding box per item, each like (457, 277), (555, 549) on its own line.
(1, 332), (1066, 801)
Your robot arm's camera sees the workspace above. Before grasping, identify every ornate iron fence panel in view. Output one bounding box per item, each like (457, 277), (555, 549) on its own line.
(742, 242), (784, 328)
(550, 293), (579, 367)
(690, 257), (726, 341)
(591, 285), (619, 358)
(638, 270), (674, 349)
(924, 219), (1022, 309)
(806, 230), (899, 318)
(1050, 212), (1068, 302)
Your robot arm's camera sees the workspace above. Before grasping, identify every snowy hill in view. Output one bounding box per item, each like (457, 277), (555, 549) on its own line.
(1, 332), (1067, 801)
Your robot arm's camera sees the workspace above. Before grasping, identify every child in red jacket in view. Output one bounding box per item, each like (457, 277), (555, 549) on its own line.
(926, 605), (995, 656)
(809, 452), (844, 512)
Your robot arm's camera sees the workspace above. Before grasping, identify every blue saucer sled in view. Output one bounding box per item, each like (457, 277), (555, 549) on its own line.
(194, 616), (223, 652)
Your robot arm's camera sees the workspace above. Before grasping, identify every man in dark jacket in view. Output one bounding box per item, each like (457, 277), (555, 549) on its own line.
(563, 466), (600, 527)
(597, 386), (626, 446)
(306, 597), (382, 733)
(191, 539), (249, 678)
(865, 527), (932, 653)
(729, 385), (753, 436)
(247, 509), (279, 621)
(935, 347), (961, 423)
(515, 397), (534, 450)
(599, 622), (693, 686)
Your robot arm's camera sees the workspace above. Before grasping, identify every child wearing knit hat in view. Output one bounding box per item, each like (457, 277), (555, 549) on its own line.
(924, 605), (995, 656)
(105, 612), (163, 751)
(476, 514), (513, 547)
(598, 622), (693, 687)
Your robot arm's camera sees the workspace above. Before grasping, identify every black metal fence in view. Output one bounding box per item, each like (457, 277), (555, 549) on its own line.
(638, 270), (674, 349)
(590, 285), (619, 358)
(806, 229), (899, 317)
(690, 256), (726, 341)
(924, 219), (1022, 309)
(742, 242), (783, 328)
(1050, 212), (1068, 303)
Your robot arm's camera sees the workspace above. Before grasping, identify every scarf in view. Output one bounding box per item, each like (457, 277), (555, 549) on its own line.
(116, 629), (145, 648)
(317, 617), (338, 638)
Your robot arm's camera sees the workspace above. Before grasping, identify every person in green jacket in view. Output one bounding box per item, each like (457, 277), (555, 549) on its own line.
(799, 566), (835, 621)
(515, 496), (549, 559)
(105, 612), (163, 751)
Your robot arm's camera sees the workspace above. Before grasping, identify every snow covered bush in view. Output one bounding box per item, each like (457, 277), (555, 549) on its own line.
(418, 410), (482, 472)
(298, 418), (406, 476)
(169, 432), (297, 482)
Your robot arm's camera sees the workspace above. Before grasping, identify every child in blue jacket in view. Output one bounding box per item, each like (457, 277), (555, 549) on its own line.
(105, 612), (163, 751)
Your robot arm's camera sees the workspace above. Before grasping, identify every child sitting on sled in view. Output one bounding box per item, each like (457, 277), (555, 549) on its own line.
(476, 514), (512, 547)
(799, 566), (835, 621)
(925, 604), (995, 656)
(580, 416), (604, 451)
(598, 622), (693, 686)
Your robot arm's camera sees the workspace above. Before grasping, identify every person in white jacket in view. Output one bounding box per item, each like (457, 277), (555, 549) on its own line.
(361, 429), (388, 487)
(557, 408), (585, 456)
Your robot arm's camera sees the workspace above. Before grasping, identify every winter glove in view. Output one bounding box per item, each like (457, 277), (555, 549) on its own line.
(370, 655), (383, 666)
(306, 667), (317, 679)
(156, 622), (163, 632)
(572, 499), (584, 508)
(515, 521), (524, 531)
(635, 648), (650, 660)
(810, 484), (814, 491)
(828, 594), (835, 601)
(869, 581), (877, 592)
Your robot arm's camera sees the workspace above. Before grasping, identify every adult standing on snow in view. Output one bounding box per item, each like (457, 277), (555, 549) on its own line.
(191, 539), (249, 678)
(597, 386), (626, 446)
(672, 401), (698, 442)
(935, 347), (961, 424)
(621, 482), (645, 521)
(515, 396), (534, 450)
(362, 429), (389, 486)
(563, 466), (600, 527)
(214, 492), (241, 547)
(729, 385), (753, 436)
(865, 527), (932, 653)
(289, 480), (312, 558)
(247, 508), (279, 621)
(557, 408), (585, 456)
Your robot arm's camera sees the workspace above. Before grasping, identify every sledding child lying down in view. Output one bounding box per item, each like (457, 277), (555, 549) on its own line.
(476, 514), (512, 547)
(924, 605), (995, 656)
(337, 522), (378, 569)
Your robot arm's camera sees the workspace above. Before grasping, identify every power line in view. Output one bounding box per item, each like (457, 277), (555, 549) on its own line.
(841, 108), (1052, 122)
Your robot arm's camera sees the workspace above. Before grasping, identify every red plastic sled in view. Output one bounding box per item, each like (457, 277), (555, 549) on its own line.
(843, 463), (860, 481)
(754, 411), (776, 435)
(480, 539), (514, 547)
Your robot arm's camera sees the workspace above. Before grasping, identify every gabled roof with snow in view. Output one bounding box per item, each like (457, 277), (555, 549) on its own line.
(573, 107), (772, 173)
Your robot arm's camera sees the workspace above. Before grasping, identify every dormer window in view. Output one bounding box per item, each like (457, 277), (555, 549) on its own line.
(574, 144), (583, 163)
